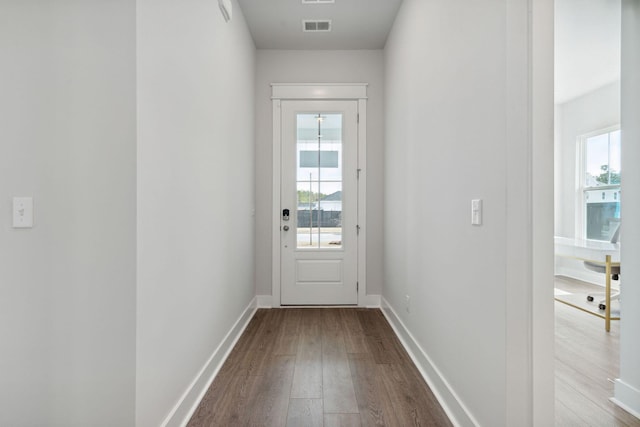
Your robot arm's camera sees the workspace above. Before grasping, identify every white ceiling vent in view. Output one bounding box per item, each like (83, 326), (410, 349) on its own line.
(303, 20), (332, 32)
(302, 0), (335, 4)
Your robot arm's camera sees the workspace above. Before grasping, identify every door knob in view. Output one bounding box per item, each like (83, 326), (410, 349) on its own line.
(283, 225), (290, 231)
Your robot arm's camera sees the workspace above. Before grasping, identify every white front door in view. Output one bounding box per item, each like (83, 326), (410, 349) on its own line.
(280, 100), (359, 305)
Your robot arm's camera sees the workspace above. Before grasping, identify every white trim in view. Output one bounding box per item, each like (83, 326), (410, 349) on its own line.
(276, 303), (377, 309)
(301, 0), (335, 4)
(256, 295), (273, 308)
(360, 294), (380, 308)
(356, 98), (368, 307)
(271, 84), (368, 307)
(161, 298), (257, 427)
(612, 380), (640, 420)
(575, 136), (586, 238)
(271, 83), (368, 100)
(530, 1), (556, 425)
(272, 99), (282, 307)
(381, 298), (479, 427)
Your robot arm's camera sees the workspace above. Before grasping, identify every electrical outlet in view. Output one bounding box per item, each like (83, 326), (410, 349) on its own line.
(405, 295), (410, 313)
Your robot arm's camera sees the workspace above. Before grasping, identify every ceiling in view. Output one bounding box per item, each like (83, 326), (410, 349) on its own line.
(236, 0), (403, 50)
(236, 0), (620, 103)
(555, 0), (621, 104)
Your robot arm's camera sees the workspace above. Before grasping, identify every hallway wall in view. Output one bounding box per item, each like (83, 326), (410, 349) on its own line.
(136, 1), (256, 426)
(0, 1), (137, 426)
(383, 0), (553, 425)
(254, 50), (384, 301)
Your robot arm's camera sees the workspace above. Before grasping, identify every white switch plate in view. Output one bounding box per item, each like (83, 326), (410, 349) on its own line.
(471, 199), (482, 225)
(13, 197), (33, 228)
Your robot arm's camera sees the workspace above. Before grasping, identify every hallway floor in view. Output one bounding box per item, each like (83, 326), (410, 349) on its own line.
(187, 308), (452, 426)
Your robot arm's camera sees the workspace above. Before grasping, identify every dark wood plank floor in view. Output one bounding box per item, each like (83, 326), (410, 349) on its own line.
(555, 277), (640, 427)
(188, 308), (453, 427)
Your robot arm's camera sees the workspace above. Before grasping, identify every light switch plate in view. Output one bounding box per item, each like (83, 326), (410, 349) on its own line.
(471, 199), (482, 225)
(13, 197), (33, 228)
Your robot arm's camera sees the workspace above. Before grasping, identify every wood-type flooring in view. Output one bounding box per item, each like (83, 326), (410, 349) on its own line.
(187, 285), (640, 426)
(187, 308), (453, 427)
(555, 277), (640, 426)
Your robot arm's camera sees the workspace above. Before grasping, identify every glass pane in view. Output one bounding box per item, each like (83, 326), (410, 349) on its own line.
(585, 133), (609, 186)
(318, 183), (342, 248)
(297, 113), (320, 181)
(585, 188), (621, 241)
(297, 181), (320, 248)
(319, 142), (342, 181)
(320, 114), (343, 140)
(296, 113), (343, 249)
(297, 114), (320, 140)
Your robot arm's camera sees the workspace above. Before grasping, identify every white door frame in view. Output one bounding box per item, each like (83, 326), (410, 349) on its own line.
(271, 83), (368, 307)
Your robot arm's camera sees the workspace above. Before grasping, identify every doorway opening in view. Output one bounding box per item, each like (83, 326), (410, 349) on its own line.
(552, 1), (635, 424)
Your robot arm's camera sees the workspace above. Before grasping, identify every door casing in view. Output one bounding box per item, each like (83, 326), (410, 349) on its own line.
(271, 84), (368, 307)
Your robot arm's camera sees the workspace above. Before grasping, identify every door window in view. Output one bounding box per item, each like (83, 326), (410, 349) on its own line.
(296, 113), (343, 249)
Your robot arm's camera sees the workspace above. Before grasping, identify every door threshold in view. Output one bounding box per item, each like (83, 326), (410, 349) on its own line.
(278, 304), (359, 308)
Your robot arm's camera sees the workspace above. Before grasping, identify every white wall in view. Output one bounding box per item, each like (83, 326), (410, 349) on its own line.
(0, 1), (137, 426)
(383, 0), (553, 425)
(136, 1), (256, 426)
(615, 0), (640, 417)
(254, 50), (384, 299)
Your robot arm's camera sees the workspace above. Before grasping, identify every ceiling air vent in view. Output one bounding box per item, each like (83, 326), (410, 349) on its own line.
(302, 0), (335, 4)
(303, 20), (332, 32)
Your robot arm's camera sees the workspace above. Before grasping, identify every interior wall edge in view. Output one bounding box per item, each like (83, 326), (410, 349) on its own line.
(616, 0), (640, 417)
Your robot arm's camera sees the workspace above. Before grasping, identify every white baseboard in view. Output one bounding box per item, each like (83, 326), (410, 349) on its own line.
(161, 297), (258, 427)
(360, 294), (381, 308)
(381, 298), (479, 427)
(256, 294), (379, 308)
(612, 379), (640, 420)
(256, 295), (273, 308)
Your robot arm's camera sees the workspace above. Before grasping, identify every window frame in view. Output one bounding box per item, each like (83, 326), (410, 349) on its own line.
(575, 125), (621, 240)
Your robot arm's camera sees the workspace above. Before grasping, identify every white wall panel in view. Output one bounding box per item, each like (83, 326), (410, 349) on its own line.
(136, 0), (256, 426)
(0, 2), (137, 425)
(383, 0), (554, 425)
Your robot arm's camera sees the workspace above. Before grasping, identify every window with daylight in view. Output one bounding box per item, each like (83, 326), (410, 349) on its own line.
(580, 128), (621, 241)
(296, 113), (343, 249)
